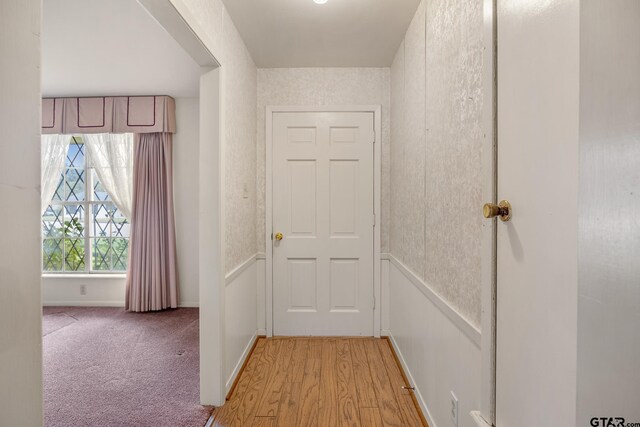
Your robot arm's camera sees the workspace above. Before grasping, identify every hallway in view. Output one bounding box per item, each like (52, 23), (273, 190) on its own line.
(211, 337), (425, 426)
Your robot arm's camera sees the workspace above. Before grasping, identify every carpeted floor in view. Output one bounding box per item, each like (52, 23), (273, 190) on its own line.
(43, 307), (212, 427)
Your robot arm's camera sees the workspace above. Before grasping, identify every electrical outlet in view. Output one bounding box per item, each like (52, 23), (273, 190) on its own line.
(80, 284), (87, 296)
(450, 391), (459, 426)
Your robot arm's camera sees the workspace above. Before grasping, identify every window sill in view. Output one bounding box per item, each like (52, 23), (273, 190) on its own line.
(42, 274), (127, 279)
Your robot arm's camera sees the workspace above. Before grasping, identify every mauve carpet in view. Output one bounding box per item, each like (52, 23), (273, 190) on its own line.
(43, 307), (212, 427)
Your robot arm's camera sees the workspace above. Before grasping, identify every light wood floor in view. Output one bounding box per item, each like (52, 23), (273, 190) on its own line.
(211, 337), (426, 427)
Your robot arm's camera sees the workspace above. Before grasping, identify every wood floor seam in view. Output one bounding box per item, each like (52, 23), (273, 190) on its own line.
(212, 337), (425, 427)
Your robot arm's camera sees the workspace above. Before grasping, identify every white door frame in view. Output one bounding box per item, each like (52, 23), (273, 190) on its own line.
(477, 0), (497, 425)
(265, 105), (382, 338)
(139, 0), (226, 406)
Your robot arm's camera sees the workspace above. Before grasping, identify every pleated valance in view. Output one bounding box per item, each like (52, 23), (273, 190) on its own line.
(42, 96), (176, 134)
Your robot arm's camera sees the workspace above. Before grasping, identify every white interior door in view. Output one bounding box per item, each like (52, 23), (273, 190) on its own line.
(495, 1), (579, 426)
(272, 111), (375, 336)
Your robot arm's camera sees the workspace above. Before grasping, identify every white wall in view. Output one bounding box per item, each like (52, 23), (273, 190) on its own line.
(165, 0), (258, 275)
(578, 1), (640, 424)
(173, 97), (201, 306)
(388, 258), (481, 427)
(224, 257), (259, 391)
(42, 97), (201, 307)
(387, 1), (485, 426)
(0, 0), (44, 425)
(256, 67), (391, 254)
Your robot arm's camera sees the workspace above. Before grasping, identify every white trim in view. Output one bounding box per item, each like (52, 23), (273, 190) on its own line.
(265, 107), (274, 337)
(388, 254), (481, 347)
(479, 0), (498, 424)
(471, 411), (494, 427)
(372, 105), (382, 338)
(380, 252), (390, 261)
(256, 252), (266, 260)
(225, 254), (258, 286)
(198, 67), (226, 406)
(137, 0), (220, 68)
(225, 332), (258, 392)
(178, 301), (199, 308)
(42, 300), (200, 308)
(43, 300), (124, 307)
(265, 105), (383, 338)
(42, 274), (127, 279)
(387, 334), (437, 427)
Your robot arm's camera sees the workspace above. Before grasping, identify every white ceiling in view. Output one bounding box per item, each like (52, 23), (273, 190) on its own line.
(221, 0), (421, 68)
(42, 0), (203, 98)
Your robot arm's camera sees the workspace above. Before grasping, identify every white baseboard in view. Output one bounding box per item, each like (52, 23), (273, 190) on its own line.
(225, 331), (258, 392)
(380, 329), (391, 337)
(387, 333), (437, 427)
(43, 301), (200, 308)
(179, 301), (199, 308)
(257, 328), (267, 336)
(471, 411), (493, 427)
(43, 301), (124, 307)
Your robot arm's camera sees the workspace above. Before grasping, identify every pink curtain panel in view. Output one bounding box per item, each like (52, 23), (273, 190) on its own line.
(126, 132), (179, 312)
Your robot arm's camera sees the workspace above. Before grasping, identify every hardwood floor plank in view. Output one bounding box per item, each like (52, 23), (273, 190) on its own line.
(212, 338), (425, 427)
(251, 417), (275, 426)
(318, 340), (338, 427)
(232, 339), (282, 426)
(376, 340), (425, 426)
(360, 407), (384, 427)
(213, 339), (267, 426)
(307, 338), (323, 359)
(286, 339), (309, 383)
(349, 339), (378, 408)
(364, 339), (404, 427)
(336, 339), (361, 427)
(256, 339), (296, 416)
(275, 382), (301, 427)
(296, 357), (321, 427)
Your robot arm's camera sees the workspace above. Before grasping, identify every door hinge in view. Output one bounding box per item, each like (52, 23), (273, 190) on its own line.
(372, 295), (376, 309)
(270, 233), (273, 241)
(372, 213), (376, 227)
(371, 130), (376, 144)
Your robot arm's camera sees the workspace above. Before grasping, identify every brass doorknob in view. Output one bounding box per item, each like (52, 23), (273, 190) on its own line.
(483, 200), (512, 222)
(274, 232), (284, 241)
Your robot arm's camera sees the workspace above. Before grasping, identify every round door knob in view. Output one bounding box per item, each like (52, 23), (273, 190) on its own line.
(483, 200), (512, 222)
(274, 232), (284, 241)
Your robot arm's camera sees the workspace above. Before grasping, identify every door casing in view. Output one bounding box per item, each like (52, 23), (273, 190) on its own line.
(265, 105), (382, 338)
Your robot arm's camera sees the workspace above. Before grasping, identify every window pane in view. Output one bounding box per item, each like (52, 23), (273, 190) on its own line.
(63, 204), (85, 238)
(66, 140), (85, 168)
(64, 238), (85, 271)
(112, 238), (129, 271)
(42, 204), (63, 238)
(91, 203), (114, 237)
(92, 238), (111, 271)
(64, 168), (85, 201)
(111, 206), (129, 238)
(91, 170), (110, 201)
(43, 239), (63, 271)
(52, 173), (64, 202)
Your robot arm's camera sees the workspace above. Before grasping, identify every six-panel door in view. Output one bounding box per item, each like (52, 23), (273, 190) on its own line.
(272, 112), (375, 336)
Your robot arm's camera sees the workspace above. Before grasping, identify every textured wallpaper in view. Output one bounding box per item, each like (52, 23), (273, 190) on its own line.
(390, 0), (484, 327)
(175, 0), (258, 273)
(256, 68), (391, 254)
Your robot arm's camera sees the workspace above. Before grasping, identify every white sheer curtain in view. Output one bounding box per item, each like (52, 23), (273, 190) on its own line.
(83, 133), (134, 219)
(41, 134), (70, 214)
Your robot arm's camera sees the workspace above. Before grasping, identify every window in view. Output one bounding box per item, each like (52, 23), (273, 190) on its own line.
(42, 136), (130, 273)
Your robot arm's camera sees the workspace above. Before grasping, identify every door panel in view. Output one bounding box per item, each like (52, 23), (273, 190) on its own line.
(496, 1), (579, 426)
(272, 112), (374, 336)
